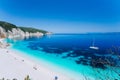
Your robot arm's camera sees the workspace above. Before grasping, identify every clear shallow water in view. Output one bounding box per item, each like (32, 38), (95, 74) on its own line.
(7, 34), (120, 80)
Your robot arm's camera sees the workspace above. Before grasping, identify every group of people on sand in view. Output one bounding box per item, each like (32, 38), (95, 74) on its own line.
(32, 66), (58, 80)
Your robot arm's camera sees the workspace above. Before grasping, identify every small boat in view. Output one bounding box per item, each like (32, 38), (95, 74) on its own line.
(89, 46), (99, 50)
(89, 39), (99, 50)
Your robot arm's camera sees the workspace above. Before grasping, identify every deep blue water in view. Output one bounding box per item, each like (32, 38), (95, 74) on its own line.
(8, 34), (120, 79)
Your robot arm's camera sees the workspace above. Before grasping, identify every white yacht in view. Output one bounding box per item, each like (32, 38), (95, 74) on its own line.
(89, 39), (99, 50)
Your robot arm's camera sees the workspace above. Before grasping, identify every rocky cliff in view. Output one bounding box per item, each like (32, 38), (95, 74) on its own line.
(0, 21), (49, 40)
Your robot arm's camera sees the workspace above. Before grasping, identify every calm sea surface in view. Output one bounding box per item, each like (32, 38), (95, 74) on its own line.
(8, 34), (120, 80)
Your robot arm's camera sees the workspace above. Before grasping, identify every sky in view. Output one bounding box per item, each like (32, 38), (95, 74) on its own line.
(0, 0), (120, 33)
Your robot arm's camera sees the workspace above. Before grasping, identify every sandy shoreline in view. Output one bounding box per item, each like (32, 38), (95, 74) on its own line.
(0, 48), (74, 80)
(0, 38), (95, 80)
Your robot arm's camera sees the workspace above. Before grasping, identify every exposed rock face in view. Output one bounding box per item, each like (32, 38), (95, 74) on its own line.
(0, 26), (7, 38)
(0, 26), (44, 40)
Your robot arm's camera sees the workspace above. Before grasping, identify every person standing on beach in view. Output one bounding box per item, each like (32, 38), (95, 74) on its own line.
(54, 76), (58, 80)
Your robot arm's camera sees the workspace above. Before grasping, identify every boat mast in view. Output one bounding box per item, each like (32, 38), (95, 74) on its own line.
(92, 38), (95, 47)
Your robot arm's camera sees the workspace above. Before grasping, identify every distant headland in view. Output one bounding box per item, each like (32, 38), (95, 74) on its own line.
(0, 21), (51, 39)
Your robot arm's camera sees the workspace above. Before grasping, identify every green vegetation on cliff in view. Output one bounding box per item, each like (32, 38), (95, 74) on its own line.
(19, 27), (47, 34)
(0, 21), (17, 31)
(0, 21), (48, 34)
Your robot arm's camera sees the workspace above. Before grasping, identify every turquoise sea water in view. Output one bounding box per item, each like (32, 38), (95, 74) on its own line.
(7, 34), (120, 80)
